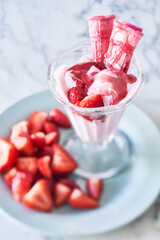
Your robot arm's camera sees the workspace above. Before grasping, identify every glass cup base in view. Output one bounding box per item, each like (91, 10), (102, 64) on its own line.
(64, 130), (133, 179)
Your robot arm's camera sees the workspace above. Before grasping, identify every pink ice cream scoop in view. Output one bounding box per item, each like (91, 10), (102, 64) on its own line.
(87, 68), (137, 105)
(88, 15), (115, 62)
(104, 19), (143, 72)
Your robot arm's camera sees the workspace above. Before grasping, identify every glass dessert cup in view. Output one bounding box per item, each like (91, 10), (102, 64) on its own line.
(48, 41), (144, 179)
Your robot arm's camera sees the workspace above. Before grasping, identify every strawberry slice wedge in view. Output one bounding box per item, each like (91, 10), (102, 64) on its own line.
(69, 188), (99, 209)
(49, 109), (71, 128)
(54, 183), (72, 207)
(10, 121), (30, 141)
(16, 157), (37, 175)
(31, 132), (46, 148)
(37, 156), (52, 178)
(0, 138), (18, 172)
(79, 94), (104, 108)
(4, 167), (18, 185)
(29, 111), (47, 134)
(43, 121), (59, 134)
(11, 136), (35, 156)
(45, 132), (59, 145)
(86, 178), (103, 200)
(52, 144), (77, 176)
(23, 179), (53, 212)
(12, 171), (33, 202)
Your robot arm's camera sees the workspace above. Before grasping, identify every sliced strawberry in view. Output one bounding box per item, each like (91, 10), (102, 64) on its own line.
(68, 87), (85, 105)
(79, 94), (104, 108)
(43, 121), (59, 134)
(10, 121), (30, 141)
(37, 146), (53, 157)
(23, 179), (53, 212)
(69, 188), (99, 209)
(49, 109), (71, 128)
(12, 171), (33, 202)
(0, 138), (18, 172)
(31, 132), (46, 148)
(4, 167), (18, 185)
(59, 178), (80, 190)
(29, 111), (47, 134)
(52, 144), (77, 176)
(86, 178), (103, 200)
(45, 132), (59, 145)
(37, 156), (52, 178)
(54, 183), (72, 207)
(11, 136), (35, 156)
(16, 157), (37, 175)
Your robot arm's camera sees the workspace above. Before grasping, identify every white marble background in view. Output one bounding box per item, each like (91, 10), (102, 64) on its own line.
(0, 0), (160, 239)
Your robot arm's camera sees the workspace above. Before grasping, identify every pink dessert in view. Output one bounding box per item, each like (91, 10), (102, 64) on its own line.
(54, 16), (143, 143)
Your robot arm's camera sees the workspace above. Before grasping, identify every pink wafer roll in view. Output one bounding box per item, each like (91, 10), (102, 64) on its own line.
(88, 15), (115, 62)
(104, 19), (143, 72)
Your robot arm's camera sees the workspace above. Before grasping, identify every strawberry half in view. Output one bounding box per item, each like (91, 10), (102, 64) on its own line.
(4, 167), (18, 185)
(45, 132), (59, 145)
(69, 188), (100, 209)
(68, 87), (85, 105)
(29, 111), (47, 134)
(54, 183), (72, 207)
(12, 171), (33, 202)
(52, 144), (77, 176)
(49, 109), (71, 128)
(43, 121), (59, 134)
(0, 138), (18, 172)
(86, 178), (103, 200)
(31, 132), (46, 148)
(10, 121), (30, 141)
(23, 179), (53, 212)
(11, 136), (35, 156)
(59, 178), (80, 190)
(16, 157), (37, 175)
(79, 94), (104, 108)
(37, 156), (52, 178)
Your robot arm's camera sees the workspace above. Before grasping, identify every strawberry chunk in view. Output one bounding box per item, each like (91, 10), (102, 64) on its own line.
(10, 121), (30, 141)
(37, 156), (52, 178)
(4, 167), (17, 185)
(69, 189), (100, 209)
(45, 132), (59, 145)
(49, 109), (71, 128)
(16, 157), (37, 175)
(11, 136), (35, 156)
(12, 171), (33, 202)
(59, 178), (80, 190)
(52, 144), (77, 176)
(43, 121), (59, 134)
(31, 132), (46, 148)
(0, 138), (18, 172)
(29, 111), (47, 134)
(68, 87), (85, 105)
(23, 179), (53, 212)
(79, 94), (104, 108)
(86, 178), (103, 200)
(54, 183), (72, 207)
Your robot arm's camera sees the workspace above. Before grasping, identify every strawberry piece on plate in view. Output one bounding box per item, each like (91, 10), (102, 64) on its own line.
(23, 179), (53, 212)
(31, 132), (46, 148)
(16, 157), (37, 175)
(86, 178), (103, 200)
(54, 183), (72, 207)
(49, 109), (71, 128)
(52, 144), (77, 176)
(59, 178), (80, 190)
(69, 188), (100, 209)
(12, 171), (33, 202)
(43, 121), (59, 134)
(45, 132), (59, 145)
(4, 167), (18, 185)
(68, 87), (85, 105)
(11, 136), (35, 156)
(79, 94), (104, 108)
(0, 138), (18, 172)
(37, 156), (52, 178)
(29, 111), (47, 134)
(10, 121), (30, 141)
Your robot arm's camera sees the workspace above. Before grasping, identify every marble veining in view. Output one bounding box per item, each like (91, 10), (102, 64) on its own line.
(0, 0), (160, 239)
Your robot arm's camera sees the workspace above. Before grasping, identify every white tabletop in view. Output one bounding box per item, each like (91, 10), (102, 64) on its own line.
(0, 0), (160, 239)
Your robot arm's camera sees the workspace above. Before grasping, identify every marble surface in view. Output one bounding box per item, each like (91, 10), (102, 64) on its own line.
(0, 0), (160, 239)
